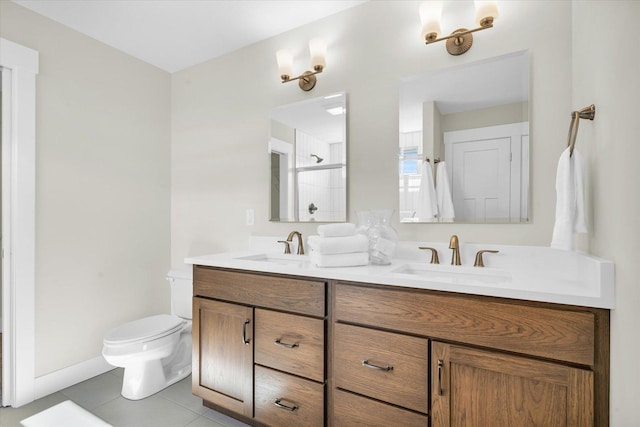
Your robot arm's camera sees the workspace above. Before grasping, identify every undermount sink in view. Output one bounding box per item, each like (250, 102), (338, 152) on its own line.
(389, 263), (511, 286)
(234, 253), (309, 267)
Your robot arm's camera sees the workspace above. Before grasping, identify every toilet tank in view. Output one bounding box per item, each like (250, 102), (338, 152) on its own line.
(167, 267), (193, 320)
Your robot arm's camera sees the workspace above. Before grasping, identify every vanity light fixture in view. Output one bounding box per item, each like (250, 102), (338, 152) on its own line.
(420, 0), (499, 56)
(276, 38), (326, 91)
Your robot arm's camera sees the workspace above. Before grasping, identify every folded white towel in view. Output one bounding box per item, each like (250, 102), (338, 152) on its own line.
(435, 161), (455, 220)
(307, 234), (369, 255)
(416, 160), (438, 220)
(310, 250), (369, 268)
(551, 147), (587, 251)
(317, 223), (357, 237)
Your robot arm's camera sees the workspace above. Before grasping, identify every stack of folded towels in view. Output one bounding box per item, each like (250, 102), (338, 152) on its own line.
(308, 223), (369, 268)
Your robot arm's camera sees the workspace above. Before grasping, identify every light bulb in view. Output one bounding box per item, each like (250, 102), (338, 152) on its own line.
(474, 0), (499, 27)
(276, 49), (293, 80)
(419, 1), (443, 41)
(309, 38), (326, 71)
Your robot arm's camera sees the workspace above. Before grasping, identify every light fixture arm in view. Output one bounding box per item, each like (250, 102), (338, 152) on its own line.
(281, 66), (324, 91)
(424, 19), (493, 45)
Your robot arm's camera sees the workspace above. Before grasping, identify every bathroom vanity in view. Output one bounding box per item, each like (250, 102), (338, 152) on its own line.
(192, 267), (327, 425)
(187, 245), (612, 426)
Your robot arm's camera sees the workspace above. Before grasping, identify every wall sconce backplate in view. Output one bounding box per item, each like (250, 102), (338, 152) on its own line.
(446, 28), (474, 56)
(299, 71), (317, 91)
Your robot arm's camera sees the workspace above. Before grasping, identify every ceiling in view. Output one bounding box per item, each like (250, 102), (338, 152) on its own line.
(12, 0), (367, 73)
(399, 51), (530, 133)
(271, 92), (346, 144)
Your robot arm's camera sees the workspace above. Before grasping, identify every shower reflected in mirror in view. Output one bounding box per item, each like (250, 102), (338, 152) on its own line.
(270, 92), (347, 222)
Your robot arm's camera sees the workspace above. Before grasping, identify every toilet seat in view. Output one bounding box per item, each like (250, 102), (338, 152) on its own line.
(104, 314), (185, 346)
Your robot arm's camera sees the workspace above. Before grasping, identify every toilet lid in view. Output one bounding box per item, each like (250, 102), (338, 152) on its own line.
(104, 314), (185, 345)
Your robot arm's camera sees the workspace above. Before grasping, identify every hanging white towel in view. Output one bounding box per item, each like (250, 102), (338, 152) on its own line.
(435, 161), (455, 221)
(416, 160), (439, 220)
(317, 223), (357, 237)
(551, 147), (587, 251)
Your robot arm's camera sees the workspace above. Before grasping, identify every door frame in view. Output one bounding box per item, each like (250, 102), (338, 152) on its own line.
(1, 38), (39, 408)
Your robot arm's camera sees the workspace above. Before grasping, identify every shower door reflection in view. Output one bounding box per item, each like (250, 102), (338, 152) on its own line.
(269, 92), (347, 222)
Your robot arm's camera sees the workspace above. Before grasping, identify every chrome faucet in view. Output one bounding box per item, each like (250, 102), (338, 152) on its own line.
(449, 235), (461, 265)
(286, 231), (305, 255)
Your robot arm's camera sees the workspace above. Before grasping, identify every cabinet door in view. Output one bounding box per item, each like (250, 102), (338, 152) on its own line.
(193, 297), (253, 418)
(431, 341), (593, 427)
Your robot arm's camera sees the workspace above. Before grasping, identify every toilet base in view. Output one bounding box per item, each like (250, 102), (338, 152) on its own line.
(120, 331), (192, 400)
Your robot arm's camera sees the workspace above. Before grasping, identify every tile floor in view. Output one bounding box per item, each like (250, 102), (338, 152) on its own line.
(0, 369), (249, 427)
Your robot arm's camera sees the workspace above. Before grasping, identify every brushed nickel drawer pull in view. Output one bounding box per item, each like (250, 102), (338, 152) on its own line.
(242, 319), (251, 345)
(437, 359), (444, 396)
(362, 359), (394, 371)
(274, 338), (299, 349)
(274, 398), (299, 412)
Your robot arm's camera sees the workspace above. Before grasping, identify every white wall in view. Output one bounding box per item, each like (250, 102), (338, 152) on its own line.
(572, 2), (640, 425)
(0, 2), (171, 377)
(440, 101), (528, 133)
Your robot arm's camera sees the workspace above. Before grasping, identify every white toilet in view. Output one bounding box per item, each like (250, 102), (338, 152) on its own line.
(102, 268), (193, 400)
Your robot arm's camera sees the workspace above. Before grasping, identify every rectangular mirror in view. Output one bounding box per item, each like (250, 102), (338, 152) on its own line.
(399, 51), (530, 223)
(270, 92), (347, 222)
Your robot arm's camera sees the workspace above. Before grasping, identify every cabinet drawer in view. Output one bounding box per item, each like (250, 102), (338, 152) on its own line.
(334, 323), (428, 414)
(194, 266), (325, 316)
(255, 366), (324, 427)
(333, 389), (428, 427)
(335, 282), (595, 366)
(255, 309), (324, 382)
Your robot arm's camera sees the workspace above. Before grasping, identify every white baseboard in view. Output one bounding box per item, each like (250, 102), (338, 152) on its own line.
(34, 356), (114, 400)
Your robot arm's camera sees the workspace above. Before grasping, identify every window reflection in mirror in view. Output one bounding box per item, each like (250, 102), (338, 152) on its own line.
(270, 92), (347, 222)
(399, 51), (529, 224)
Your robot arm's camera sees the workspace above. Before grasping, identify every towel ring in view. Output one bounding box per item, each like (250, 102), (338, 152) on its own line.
(567, 104), (596, 157)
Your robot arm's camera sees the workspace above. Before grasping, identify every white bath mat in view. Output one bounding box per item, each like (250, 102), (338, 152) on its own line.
(20, 400), (113, 427)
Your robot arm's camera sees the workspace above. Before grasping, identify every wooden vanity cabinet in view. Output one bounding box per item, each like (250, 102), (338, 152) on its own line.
(332, 281), (609, 427)
(192, 266), (327, 426)
(191, 265), (609, 426)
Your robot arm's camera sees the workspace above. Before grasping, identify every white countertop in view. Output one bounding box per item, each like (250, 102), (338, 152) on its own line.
(185, 240), (615, 309)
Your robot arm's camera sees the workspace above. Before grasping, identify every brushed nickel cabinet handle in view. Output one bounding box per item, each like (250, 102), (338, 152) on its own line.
(362, 359), (394, 371)
(274, 398), (299, 412)
(437, 359), (444, 396)
(242, 319), (251, 345)
(274, 338), (299, 349)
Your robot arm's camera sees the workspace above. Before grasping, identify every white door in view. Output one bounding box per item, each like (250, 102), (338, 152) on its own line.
(445, 123), (527, 222)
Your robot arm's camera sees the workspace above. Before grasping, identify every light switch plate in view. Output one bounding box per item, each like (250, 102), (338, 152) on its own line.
(246, 209), (254, 226)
